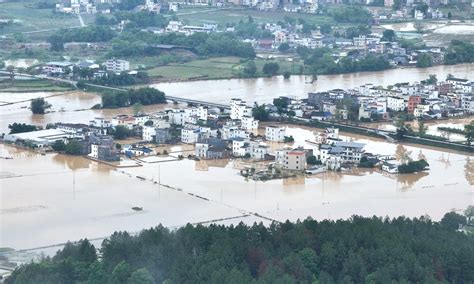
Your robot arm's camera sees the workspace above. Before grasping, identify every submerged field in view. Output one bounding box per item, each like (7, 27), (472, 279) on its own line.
(177, 7), (333, 27)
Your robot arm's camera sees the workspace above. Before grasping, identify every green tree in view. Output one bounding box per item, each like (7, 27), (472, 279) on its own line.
(8, 123), (37, 134)
(382, 29), (396, 42)
(243, 60), (257, 76)
(262, 62), (280, 77)
(464, 205), (474, 225)
(425, 74), (437, 85)
(47, 34), (64, 51)
(129, 268), (155, 284)
(320, 24), (332, 35)
(112, 125), (133, 140)
(111, 261), (132, 283)
(65, 140), (83, 155)
(283, 71), (291, 79)
(6, 65), (15, 85)
(52, 140), (66, 152)
(465, 121), (474, 145)
(284, 135), (294, 143)
(31, 98), (50, 114)
(278, 42), (290, 53)
(307, 155), (321, 165)
(393, 0), (402, 10)
(441, 211), (467, 230)
(416, 53), (432, 68)
(417, 119), (427, 136)
(133, 102), (144, 115)
(252, 104), (269, 121)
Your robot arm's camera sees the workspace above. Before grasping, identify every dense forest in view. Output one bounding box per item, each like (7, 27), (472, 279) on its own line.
(6, 212), (474, 283)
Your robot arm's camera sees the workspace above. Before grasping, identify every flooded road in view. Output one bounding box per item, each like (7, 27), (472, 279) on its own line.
(1, 126), (472, 250)
(366, 117), (473, 142)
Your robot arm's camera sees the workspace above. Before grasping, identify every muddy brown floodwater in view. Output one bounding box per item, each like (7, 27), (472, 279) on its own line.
(1, 126), (473, 251)
(0, 64), (473, 253)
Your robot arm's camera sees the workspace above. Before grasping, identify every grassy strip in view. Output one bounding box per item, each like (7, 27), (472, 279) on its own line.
(401, 136), (473, 153)
(0, 79), (74, 92)
(438, 126), (467, 135)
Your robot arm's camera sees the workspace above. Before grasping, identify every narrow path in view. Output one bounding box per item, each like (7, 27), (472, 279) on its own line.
(78, 13), (85, 27)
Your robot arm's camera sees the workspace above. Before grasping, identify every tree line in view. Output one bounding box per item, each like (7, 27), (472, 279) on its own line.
(108, 31), (255, 59)
(101, 87), (166, 109)
(299, 47), (391, 75)
(6, 212), (474, 283)
(47, 26), (116, 51)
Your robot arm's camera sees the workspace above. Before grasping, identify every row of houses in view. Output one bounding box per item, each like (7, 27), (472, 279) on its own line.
(42, 58), (130, 76)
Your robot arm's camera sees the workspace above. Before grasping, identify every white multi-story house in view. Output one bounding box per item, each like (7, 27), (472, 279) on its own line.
(181, 127), (200, 144)
(319, 141), (365, 164)
(221, 125), (249, 140)
(168, 110), (186, 125)
(112, 115), (136, 129)
(195, 142), (209, 158)
(89, 117), (112, 128)
(386, 96), (406, 112)
(105, 58), (130, 73)
(142, 126), (156, 141)
(398, 84), (419, 96)
(265, 126), (286, 142)
(276, 149), (307, 171)
(232, 139), (249, 157)
(414, 103), (430, 117)
(240, 116), (259, 130)
(230, 99), (253, 120)
(232, 139), (269, 159)
(184, 106), (208, 121)
(133, 115), (149, 126)
(462, 95), (474, 114)
(447, 77), (470, 87)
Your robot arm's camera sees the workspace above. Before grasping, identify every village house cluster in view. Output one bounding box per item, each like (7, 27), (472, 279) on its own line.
(301, 76), (473, 122)
(2, 76), (470, 176)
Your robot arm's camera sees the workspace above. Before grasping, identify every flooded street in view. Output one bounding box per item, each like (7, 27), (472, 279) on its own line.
(1, 126), (472, 251)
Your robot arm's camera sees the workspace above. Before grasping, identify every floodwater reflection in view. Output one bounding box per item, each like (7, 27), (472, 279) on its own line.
(466, 157), (474, 186)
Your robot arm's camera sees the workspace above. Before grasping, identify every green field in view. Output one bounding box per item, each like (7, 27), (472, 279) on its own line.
(147, 56), (242, 80)
(0, 1), (84, 35)
(177, 8), (333, 27)
(146, 56), (305, 80)
(0, 79), (73, 92)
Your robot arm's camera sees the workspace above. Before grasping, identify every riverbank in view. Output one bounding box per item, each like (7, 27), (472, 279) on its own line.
(0, 79), (74, 93)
